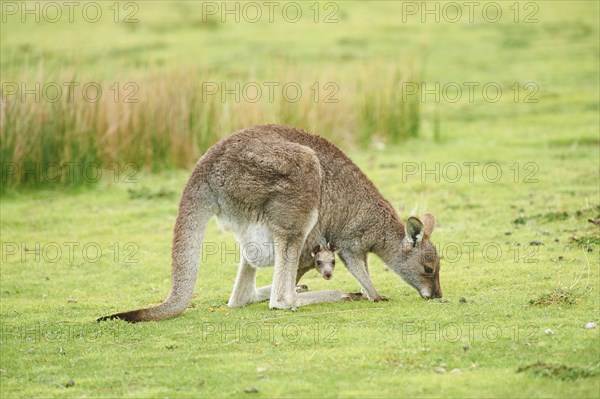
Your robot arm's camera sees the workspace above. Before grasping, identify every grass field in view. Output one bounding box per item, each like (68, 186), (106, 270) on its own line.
(1, 1), (599, 398)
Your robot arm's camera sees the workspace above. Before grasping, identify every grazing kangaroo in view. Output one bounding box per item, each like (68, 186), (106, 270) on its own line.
(311, 242), (338, 280)
(98, 125), (441, 322)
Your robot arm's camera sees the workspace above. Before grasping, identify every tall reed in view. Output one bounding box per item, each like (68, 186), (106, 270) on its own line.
(0, 62), (421, 190)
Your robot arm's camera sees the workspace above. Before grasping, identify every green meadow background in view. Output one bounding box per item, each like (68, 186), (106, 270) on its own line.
(1, 1), (599, 398)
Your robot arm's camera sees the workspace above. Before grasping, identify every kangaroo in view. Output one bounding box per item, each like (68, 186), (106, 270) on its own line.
(98, 125), (441, 322)
(311, 242), (337, 280)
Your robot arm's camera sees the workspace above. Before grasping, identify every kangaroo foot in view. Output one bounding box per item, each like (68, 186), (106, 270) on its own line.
(342, 292), (366, 301)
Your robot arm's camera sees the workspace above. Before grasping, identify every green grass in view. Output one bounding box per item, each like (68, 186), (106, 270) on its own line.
(1, 1), (599, 398)
(529, 288), (579, 307)
(1, 132), (598, 397)
(517, 361), (600, 381)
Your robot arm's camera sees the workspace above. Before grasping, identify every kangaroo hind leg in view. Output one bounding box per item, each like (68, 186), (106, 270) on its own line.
(228, 258), (259, 307)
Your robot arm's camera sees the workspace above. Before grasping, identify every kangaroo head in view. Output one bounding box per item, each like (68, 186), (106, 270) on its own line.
(311, 242), (337, 280)
(391, 213), (441, 299)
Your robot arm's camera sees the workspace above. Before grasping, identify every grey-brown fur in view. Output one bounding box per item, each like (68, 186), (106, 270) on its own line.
(98, 125), (441, 322)
(311, 243), (337, 280)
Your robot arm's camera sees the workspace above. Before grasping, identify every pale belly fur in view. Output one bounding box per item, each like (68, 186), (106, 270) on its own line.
(216, 215), (275, 268)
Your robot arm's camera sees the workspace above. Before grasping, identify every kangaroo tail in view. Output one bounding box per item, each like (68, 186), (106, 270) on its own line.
(98, 176), (214, 323)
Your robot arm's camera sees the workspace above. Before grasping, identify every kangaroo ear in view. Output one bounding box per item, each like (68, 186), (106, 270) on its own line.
(405, 217), (424, 247)
(327, 242), (338, 252)
(311, 244), (322, 257)
(420, 213), (435, 238)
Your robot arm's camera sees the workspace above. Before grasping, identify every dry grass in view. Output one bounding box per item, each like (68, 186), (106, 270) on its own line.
(517, 361), (600, 381)
(529, 288), (578, 306)
(1, 62), (420, 189)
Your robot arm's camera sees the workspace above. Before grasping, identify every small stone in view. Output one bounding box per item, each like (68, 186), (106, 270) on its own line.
(58, 347), (66, 355)
(459, 297), (467, 303)
(529, 241), (544, 246)
(67, 298), (77, 303)
(584, 322), (597, 329)
(244, 387), (259, 393)
(434, 367), (446, 374)
(544, 329), (554, 335)
(65, 379), (74, 388)
(462, 345), (470, 351)
(587, 247), (593, 252)
(27, 348), (35, 354)
(165, 345), (175, 350)
(505, 232), (512, 236)
(450, 368), (462, 373)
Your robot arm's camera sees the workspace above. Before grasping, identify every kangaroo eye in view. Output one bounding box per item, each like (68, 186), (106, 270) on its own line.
(424, 266), (434, 274)
(316, 261), (323, 266)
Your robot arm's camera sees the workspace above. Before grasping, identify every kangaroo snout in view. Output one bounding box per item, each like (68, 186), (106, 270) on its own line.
(323, 271), (332, 280)
(419, 287), (442, 299)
